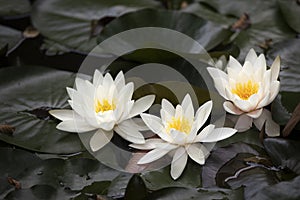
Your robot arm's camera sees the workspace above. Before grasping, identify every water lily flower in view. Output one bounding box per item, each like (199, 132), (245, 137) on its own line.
(207, 49), (280, 136)
(50, 70), (155, 151)
(130, 94), (237, 180)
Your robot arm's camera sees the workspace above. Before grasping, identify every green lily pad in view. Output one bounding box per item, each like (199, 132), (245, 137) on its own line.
(0, 25), (23, 54)
(267, 39), (300, 128)
(0, 65), (85, 154)
(264, 138), (300, 174)
(31, 0), (160, 54)
(99, 9), (232, 51)
(141, 161), (202, 191)
(0, 0), (31, 17)
(185, 0), (296, 59)
(278, 0), (300, 33)
(149, 187), (244, 200)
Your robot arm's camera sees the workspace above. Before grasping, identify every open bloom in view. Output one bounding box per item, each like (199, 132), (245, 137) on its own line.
(207, 49), (280, 136)
(50, 70), (155, 151)
(130, 94), (237, 180)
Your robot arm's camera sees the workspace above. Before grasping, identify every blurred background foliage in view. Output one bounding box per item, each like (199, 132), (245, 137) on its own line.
(0, 0), (299, 199)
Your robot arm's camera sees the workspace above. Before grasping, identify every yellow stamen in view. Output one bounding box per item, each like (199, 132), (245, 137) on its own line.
(95, 99), (116, 113)
(166, 117), (191, 134)
(231, 80), (259, 100)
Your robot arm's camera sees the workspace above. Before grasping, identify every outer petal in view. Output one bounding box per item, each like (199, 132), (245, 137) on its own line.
(254, 109), (280, 137)
(223, 101), (244, 115)
(93, 69), (103, 86)
(234, 114), (253, 132)
(266, 81), (280, 105)
(137, 145), (176, 164)
(270, 56), (280, 81)
(194, 101), (213, 130)
(228, 56), (243, 71)
(90, 129), (113, 151)
(162, 99), (175, 116)
(194, 124), (215, 142)
(181, 94), (192, 111)
(207, 67), (228, 80)
(171, 147), (188, 180)
(114, 71), (125, 91)
(245, 48), (257, 65)
(246, 108), (263, 118)
(115, 121), (145, 144)
(186, 143), (205, 165)
(212, 78), (229, 99)
(56, 119), (96, 133)
(49, 109), (75, 121)
(129, 138), (165, 150)
(128, 95), (155, 118)
(140, 113), (173, 142)
(233, 98), (253, 112)
(197, 127), (237, 143)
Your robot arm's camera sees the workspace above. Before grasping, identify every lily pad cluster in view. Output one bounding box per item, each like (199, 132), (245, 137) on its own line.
(0, 0), (299, 199)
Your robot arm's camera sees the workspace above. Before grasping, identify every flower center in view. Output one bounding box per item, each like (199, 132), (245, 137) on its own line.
(166, 117), (191, 134)
(231, 80), (259, 100)
(95, 99), (116, 113)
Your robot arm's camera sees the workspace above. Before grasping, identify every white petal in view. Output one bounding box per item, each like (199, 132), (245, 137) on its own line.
(233, 98), (253, 112)
(118, 82), (134, 104)
(137, 145), (175, 164)
(115, 121), (145, 144)
(245, 48), (257, 65)
(175, 105), (183, 119)
(162, 99), (175, 116)
(266, 81), (280, 105)
(212, 78), (229, 99)
(207, 67), (228, 80)
(254, 54), (266, 81)
(241, 61), (254, 76)
(194, 100), (213, 130)
(114, 71), (125, 91)
(57, 119), (96, 133)
(128, 95), (155, 118)
(170, 129), (187, 145)
(90, 129), (113, 152)
(49, 109), (75, 121)
(129, 138), (165, 150)
(186, 143), (205, 165)
(270, 56), (280, 81)
(181, 94), (193, 112)
(246, 108), (263, 118)
(228, 56), (243, 71)
(66, 87), (76, 99)
(141, 114), (173, 143)
(93, 69), (103, 86)
(194, 124), (215, 142)
(171, 147), (188, 180)
(96, 110), (116, 131)
(200, 127), (237, 142)
(75, 77), (86, 92)
(234, 114), (253, 132)
(130, 118), (149, 131)
(103, 73), (114, 89)
(161, 109), (172, 125)
(265, 117), (280, 137)
(223, 101), (244, 115)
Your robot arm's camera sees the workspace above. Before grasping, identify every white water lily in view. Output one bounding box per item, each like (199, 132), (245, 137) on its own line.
(207, 49), (280, 136)
(130, 94), (237, 180)
(50, 70), (155, 151)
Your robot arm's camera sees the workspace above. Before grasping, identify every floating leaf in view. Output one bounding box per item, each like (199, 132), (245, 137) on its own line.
(0, 66), (85, 154)
(31, 0), (160, 54)
(278, 0), (300, 33)
(0, 25), (23, 54)
(0, 0), (31, 17)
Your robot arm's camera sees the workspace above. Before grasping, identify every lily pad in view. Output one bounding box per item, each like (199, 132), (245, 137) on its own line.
(278, 0), (300, 33)
(0, 25), (23, 54)
(0, 0), (31, 17)
(0, 65), (85, 154)
(31, 0), (160, 54)
(264, 138), (300, 174)
(99, 9), (232, 51)
(185, 0), (296, 59)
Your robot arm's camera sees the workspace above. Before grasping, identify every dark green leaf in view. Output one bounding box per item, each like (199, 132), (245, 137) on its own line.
(0, 0), (31, 17)
(124, 174), (147, 200)
(0, 66), (85, 154)
(264, 138), (300, 174)
(141, 161), (201, 191)
(99, 9), (232, 51)
(0, 25), (23, 54)
(278, 0), (300, 33)
(31, 0), (160, 54)
(186, 0), (296, 59)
